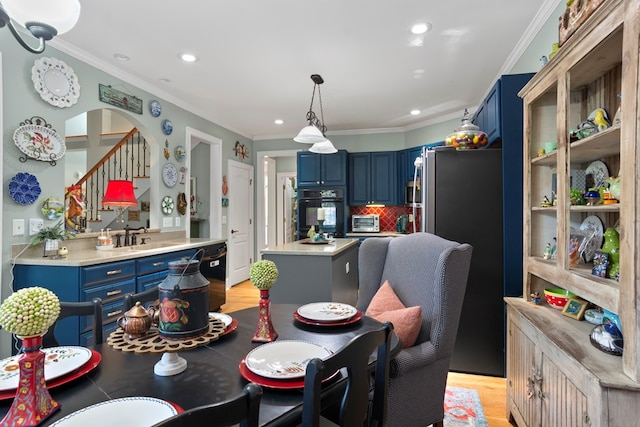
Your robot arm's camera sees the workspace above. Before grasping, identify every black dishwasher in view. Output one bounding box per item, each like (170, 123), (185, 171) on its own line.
(198, 242), (227, 311)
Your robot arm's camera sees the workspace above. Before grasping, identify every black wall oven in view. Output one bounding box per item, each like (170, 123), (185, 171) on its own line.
(297, 188), (345, 239)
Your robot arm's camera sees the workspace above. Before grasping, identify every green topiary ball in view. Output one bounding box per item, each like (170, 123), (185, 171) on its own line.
(250, 260), (279, 290)
(0, 287), (60, 337)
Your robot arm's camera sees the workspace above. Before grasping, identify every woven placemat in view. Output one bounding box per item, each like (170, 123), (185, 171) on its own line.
(107, 318), (226, 354)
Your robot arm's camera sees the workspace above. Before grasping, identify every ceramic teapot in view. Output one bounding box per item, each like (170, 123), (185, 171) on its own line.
(117, 301), (154, 339)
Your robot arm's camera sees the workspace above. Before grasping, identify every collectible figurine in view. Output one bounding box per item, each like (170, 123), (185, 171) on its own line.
(530, 292), (541, 305)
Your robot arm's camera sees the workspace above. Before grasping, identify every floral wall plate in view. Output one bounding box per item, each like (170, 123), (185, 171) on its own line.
(13, 124), (66, 162)
(31, 57), (80, 108)
(9, 173), (41, 205)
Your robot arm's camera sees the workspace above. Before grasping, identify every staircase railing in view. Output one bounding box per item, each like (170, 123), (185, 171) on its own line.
(72, 128), (149, 226)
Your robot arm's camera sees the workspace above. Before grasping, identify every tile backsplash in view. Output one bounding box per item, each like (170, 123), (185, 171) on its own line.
(350, 205), (421, 232)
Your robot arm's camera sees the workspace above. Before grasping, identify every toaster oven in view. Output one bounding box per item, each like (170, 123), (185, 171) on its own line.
(352, 214), (380, 232)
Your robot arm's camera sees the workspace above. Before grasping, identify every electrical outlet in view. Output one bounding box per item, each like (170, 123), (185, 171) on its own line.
(163, 217), (173, 228)
(13, 219), (25, 236)
(175, 217), (180, 227)
(28, 218), (43, 236)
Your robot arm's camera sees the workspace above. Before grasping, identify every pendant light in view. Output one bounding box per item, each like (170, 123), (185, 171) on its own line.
(294, 74), (337, 154)
(0, 0), (81, 54)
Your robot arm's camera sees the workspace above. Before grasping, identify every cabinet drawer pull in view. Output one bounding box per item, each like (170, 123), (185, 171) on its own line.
(152, 262), (164, 267)
(107, 309), (123, 318)
(106, 290), (122, 296)
(106, 269), (123, 275)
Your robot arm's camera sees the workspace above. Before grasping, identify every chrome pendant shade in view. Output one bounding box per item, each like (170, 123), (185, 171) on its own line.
(294, 74), (337, 154)
(0, 0), (81, 54)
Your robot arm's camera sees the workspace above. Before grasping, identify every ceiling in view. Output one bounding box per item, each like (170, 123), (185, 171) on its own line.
(50, 0), (557, 141)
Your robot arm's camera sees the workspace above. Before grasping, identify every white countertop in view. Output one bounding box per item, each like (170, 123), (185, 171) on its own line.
(260, 238), (359, 256)
(13, 238), (226, 267)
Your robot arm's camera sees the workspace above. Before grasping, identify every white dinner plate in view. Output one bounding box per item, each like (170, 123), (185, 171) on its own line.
(297, 302), (358, 322)
(208, 312), (233, 328)
(0, 346), (92, 392)
(245, 340), (332, 380)
(49, 396), (178, 426)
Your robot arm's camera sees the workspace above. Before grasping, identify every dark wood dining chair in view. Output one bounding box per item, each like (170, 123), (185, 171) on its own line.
(43, 297), (103, 347)
(123, 286), (159, 310)
(150, 382), (263, 427)
(301, 322), (394, 427)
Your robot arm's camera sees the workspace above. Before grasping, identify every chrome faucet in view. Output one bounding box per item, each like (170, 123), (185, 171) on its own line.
(123, 225), (147, 246)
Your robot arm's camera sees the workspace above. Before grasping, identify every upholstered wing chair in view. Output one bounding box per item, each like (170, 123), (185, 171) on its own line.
(356, 232), (472, 427)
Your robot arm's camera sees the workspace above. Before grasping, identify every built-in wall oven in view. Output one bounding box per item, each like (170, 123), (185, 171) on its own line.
(297, 188), (345, 239)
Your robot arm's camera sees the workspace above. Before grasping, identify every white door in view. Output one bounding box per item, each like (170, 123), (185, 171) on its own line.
(227, 160), (253, 286)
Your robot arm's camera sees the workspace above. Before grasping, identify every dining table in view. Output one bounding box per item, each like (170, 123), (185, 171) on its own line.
(0, 303), (399, 426)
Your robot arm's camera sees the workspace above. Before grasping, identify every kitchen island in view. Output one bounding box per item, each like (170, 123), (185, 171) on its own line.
(260, 238), (359, 306)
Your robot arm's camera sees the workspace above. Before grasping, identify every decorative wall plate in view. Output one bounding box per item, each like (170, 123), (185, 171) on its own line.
(174, 145), (186, 162)
(162, 119), (173, 135)
(162, 196), (175, 214)
(13, 123), (66, 163)
(42, 196), (64, 220)
(8, 172), (41, 205)
(31, 57), (80, 108)
(149, 99), (162, 117)
(162, 162), (178, 187)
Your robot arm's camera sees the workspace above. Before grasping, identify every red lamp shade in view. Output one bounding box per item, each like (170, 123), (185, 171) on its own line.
(102, 180), (138, 207)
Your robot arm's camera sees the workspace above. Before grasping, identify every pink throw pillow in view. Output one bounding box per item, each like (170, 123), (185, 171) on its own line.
(365, 280), (422, 348)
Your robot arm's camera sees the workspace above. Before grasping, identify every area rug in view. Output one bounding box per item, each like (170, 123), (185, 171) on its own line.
(443, 387), (488, 427)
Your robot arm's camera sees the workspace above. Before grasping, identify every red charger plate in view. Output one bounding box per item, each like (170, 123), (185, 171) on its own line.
(293, 310), (363, 327)
(223, 319), (238, 335)
(238, 359), (339, 389)
(0, 349), (102, 401)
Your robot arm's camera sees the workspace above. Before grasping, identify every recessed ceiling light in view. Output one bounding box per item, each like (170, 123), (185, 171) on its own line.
(411, 22), (432, 35)
(178, 53), (199, 63)
(113, 53), (129, 61)
(410, 110), (421, 116)
(274, 119), (284, 125)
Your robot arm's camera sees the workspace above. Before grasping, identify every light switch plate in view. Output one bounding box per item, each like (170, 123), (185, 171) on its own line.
(13, 219), (25, 236)
(28, 218), (43, 236)
(175, 217), (180, 227)
(162, 217), (173, 228)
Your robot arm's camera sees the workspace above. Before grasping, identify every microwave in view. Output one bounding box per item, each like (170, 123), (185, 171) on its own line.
(405, 180), (421, 205)
(352, 214), (380, 233)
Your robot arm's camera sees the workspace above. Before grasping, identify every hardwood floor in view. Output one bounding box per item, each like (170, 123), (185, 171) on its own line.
(221, 280), (514, 427)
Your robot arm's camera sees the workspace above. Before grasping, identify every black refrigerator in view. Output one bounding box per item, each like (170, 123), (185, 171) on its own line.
(419, 146), (515, 376)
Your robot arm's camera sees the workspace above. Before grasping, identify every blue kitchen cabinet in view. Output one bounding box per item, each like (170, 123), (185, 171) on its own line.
(472, 73), (534, 147)
(297, 150), (348, 187)
(12, 248), (198, 348)
(349, 151), (396, 205)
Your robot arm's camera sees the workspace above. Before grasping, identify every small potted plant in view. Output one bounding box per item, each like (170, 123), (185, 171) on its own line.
(30, 220), (75, 257)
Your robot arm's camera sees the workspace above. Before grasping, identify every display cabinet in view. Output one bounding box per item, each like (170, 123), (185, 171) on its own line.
(506, 0), (640, 424)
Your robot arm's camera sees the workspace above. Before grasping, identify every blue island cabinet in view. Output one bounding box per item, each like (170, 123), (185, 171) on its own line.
(297, 150), (348, 187)
(348, 151), (396, 206)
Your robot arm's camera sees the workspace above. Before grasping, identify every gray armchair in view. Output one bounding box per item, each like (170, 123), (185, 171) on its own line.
(356, 233), (472, 427)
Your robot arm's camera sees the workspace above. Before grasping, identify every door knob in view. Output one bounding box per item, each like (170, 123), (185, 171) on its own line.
(231, 229), (239, 234)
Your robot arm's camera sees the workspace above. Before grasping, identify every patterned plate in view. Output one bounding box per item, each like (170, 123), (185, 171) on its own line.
(0, 346), (92, 392)
(245, 340), (332, 379)
(13, 124), (66, 162)
(297, 302), (358, 322)
(580, 215), (604, 262)
(8, 172), (41, 205)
